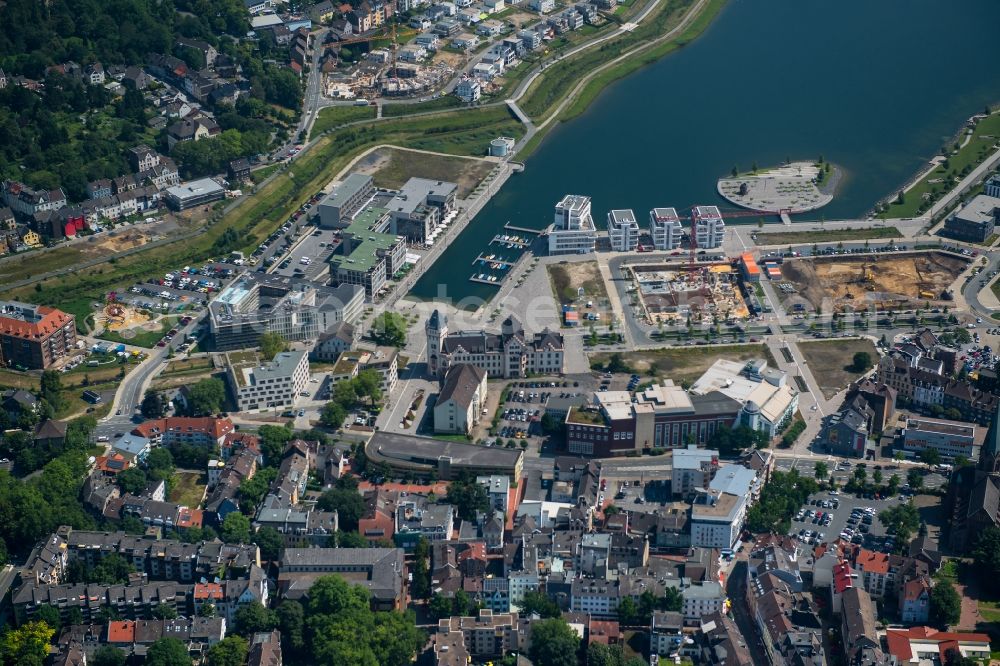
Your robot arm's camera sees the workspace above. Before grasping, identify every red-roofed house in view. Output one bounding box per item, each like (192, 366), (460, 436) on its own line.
(588, 620), (620, 646)
(898, 577), (931, 624)
(107, 620), (136, 644)
(132, 417), (235, 448)
(193, 581), (224, 615)
(457, 542), (487, 578)
(359, 489), (399, 543)
(884, 626), (991, 664)
(851, 548), (890, 598)
(831, 561), (855, 610)
(0, 301), (77, 369)
(176, 507), (204, 531)
(95, 452), (132, 476)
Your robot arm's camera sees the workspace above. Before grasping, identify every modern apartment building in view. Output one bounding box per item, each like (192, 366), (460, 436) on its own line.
(690, 489), (746, 549)
(607, 208), (639, 251)
(386, 177), (457, 243)
(0, 300), (77, 369)
(649, 207), (683, 250)
(548, 194), (597, 255)
(943, 194), (1000, 243)
(209, 271), (364, 350)
(226, 350), (310, 412)
(317, 173), (375, 228)
(426, 310), (564, 379)
(692, 205), (725, 249)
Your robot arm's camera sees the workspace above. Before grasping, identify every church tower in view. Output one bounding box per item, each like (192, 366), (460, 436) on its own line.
(979, 401), (1000, 474)
(426, 309), (448, 378)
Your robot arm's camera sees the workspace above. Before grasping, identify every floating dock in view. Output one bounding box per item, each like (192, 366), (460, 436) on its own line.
(469, 273), (503, 286)
(503, 222), (542, 235)
(473, 253), (514, 270)
(489, 234), (531, 249)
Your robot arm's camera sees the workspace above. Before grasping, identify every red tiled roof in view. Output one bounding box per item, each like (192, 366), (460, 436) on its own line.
(177, 507), (204, 529)
(133, 416), (234, 440)
(194, 582), (223, 600)
(458, 542), (486, 562)
(855, 548), (889, 574)
(833, 562), (854, 594)
(0, 306), (73, 340)
(884, 627), (992, 662)
(588, 620), (620, 645)
(107, 620), (135, 643)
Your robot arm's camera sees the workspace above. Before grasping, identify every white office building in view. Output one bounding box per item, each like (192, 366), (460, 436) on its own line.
(607, 209), (639, 251)
(681, 581), (726, 623)
(226, 350), (310, 412)
(692, 205), (725, 249)
(649, 207), (683, 250)
(690, 489), (746, 549)
(548, 194), (597, 255)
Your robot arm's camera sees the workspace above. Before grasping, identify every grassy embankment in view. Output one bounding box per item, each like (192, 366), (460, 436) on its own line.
(310, 105), (378, 135)
(519, 0), (726, 122)
(880, 112), (1000, 219)
(754, 226), (903, 246)
(1, 107), (523, 310)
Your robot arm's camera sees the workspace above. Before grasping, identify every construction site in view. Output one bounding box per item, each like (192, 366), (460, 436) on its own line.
(779, 251), (969, 310)
(628, 261), (750, 324)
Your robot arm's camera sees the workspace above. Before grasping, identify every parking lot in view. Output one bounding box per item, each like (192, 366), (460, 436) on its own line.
(790, 486), (908, 553)
(271, 227), (341, 280)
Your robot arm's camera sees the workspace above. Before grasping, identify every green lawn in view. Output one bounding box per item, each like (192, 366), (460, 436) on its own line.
(381, 96), (464, 118)
(754, 226), (903, 246)
(311, 104), (378, 136)
(169, 471), (207, 508)
(98, 317), (177, 348)
(882, 112), (1000, 218)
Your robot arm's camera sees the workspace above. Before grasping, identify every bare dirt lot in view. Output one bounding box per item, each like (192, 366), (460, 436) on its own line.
(781, 251), (968, 310)
(797, 338), (879, 399)
(547, 260), (609, 305)
(352, 146), (494, 199)
(589, 344), (775, 385)
(431, 50), (466, 69)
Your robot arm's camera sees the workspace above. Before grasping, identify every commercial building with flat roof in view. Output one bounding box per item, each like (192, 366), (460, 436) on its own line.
(549, 194), (597, 255)
(209, 271), (363, 350)
(226, 350), (310, 412)
(943, 194), (1000, 243)
(690, 489), (745, 549)
(365, 431), (524, 482)
(650, 208), (682, 250)
(607, 209), (639, 251)
(386, 178), (457, 243)
(317, 173), (375, 228)
(903, 416), (985, 460)
(329, 205), (407, 299)
(165, 178), (225, 210)
(691, 359), (798, 438)
(278, 547), (404, 610)
(0, 300), (77, 369)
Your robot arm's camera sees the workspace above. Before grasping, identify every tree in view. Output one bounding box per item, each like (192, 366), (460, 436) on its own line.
(320, 401), (347, 429)
(411, 537), (431, 599)
(206, 636), (248, 666)
(220, 512), (251, 544)
(34, 604), (61, 632)
(146, 637), (191, 666)
(1, 621), (55, 666)
(873, 469), (883, 485)
(587, 643), (625, 666)
(446, 474), (490, 522)
(919, 447), (941, 466)
(336, 530), (368, 547)
(152, 604), (178, 619)
(851, 351), (872, 371)
(662, 586), (683, 612)
(814, 462), (828, 480)
(238, 467), (278, 511)
(258, 425), (293, 466)
(146, 447), (175, 483)
(930, 580), (962, 628)
(617, 595), (638, 625)
(198, 603), (217, 618)
(188, 378), (226, 415)
(91, 646), (127, 666)
(317, 479), (365, 531)
(235, 601), (277, 635)
(276, 600), (305, 654)
(252, 526), (285, 561)
(529, 618), (581, 666)
(370, 312), (407, 347)
(116, 466), (148, 495)
(972, 527), (1000, 594)
(886, 474), (900, 496)
(519, 589), (561, 618)
(355, 369), (383, 407)
(259, 332), (288, 361)
(429, 593), (454, 620)
(141, 390), (167, 418)
(908, 468), (924, 490)
(878, 502), (920, 545)
(40, 370), (63, 411)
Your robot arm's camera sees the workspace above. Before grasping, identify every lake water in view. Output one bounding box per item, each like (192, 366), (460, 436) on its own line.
(411, 0), (1000, 304)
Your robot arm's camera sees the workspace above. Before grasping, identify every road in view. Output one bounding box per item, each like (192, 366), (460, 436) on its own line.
(724, 560), (770, 664)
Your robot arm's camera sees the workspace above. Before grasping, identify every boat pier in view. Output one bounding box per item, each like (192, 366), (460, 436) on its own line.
(472, 253), (514, 269)
(489, 234), (532, 249)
